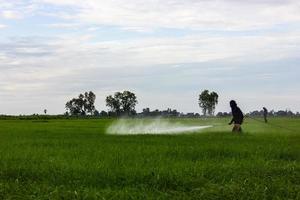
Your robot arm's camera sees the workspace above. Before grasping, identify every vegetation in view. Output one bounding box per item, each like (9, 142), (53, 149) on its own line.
(140, 108), (181, 117)
(65, 91), (96, 116)
(62, 90), (300, 119)
(198, 90), (219, 116)
(0, 117), (299, 199)
(106, 91), (138, 116)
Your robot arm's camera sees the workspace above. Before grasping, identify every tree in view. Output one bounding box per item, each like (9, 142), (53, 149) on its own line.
(65, 91), (96, 116)
(83, 91), (96, 115)
(44, 109), (47, 115)
(142, 108), (150, 116)
(119, 91), (138, 115)
(106, 91), (138, 116)
(65, 96), (85, 116)
(100, 110), (108, 117)
(106, 94), (121, 115)
(94, 110), (100, 116)
(198, 90), (219, 116)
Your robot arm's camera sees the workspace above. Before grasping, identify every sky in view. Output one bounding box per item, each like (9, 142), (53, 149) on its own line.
(0, 0), (300, 115)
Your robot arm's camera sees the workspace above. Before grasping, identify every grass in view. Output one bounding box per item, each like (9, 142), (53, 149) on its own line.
(0, 117), (299, 199)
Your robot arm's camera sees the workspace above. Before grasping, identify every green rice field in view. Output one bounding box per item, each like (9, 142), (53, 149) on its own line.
(0, 117), (299, 199)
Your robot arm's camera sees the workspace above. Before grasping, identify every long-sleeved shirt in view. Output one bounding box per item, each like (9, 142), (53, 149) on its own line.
(263, 108), (268, 117)
(230, 106), (244, 124)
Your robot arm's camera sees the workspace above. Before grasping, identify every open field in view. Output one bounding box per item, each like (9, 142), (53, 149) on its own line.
(0, 117), (299, 199)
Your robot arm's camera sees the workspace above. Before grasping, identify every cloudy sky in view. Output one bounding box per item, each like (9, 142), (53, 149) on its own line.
(0, 0), (300, 115)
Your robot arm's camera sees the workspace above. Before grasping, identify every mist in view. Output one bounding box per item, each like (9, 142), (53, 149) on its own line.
(106, 118), (212, 135)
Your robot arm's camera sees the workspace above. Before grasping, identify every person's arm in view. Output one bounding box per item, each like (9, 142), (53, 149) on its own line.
(229, 109), (235, 125)
(229, 118), (234, 125)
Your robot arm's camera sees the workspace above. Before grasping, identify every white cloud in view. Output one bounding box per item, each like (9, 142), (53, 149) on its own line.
(0, 0), (38, 20)
(1, 10), (22, 19)
(46, 23), (81, 29)
(0, 0), (300, 114)
(2, 1), (300, 31)
(1, 30), (299, 84)
(1, 31), (299, 96)
(38, 0), (300, 31)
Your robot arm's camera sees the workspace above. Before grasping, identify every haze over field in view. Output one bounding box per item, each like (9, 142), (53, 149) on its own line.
(0, 0), (300, 114)
(107, 119), (213, 135)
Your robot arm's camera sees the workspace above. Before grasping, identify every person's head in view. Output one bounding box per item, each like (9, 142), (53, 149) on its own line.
(230, 100), (237, 108)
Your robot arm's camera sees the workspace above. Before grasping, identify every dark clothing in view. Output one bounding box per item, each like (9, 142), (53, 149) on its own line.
(230, 106), (244, 125)
(263, 108), (268, 123)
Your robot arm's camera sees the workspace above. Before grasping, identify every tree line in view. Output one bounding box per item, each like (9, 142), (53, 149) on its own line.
(65, 89), (219, 117)
(0, 87), (298, 118)
(64, 90), (300, 118)
(65, 91), (138, 116)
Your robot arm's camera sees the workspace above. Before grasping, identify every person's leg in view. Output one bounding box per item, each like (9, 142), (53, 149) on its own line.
(238, 125), (242, 133)
(232, 124), (241, 133)
(232, 125), (236, 132)
(264, 114), (268, 123)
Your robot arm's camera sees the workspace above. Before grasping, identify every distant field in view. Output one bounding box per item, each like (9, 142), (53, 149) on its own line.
(0, 117), (299, 199)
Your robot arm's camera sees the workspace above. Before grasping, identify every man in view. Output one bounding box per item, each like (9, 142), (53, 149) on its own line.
(263, 107), (268, 123)
(228, 100), (244, 133)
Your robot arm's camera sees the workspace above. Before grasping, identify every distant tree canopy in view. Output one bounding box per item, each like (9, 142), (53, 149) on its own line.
(106, 91), (138, 116)
(65, 91), (96, 116)
(198, 90), (219, 116)
(141, 108), (180, 117)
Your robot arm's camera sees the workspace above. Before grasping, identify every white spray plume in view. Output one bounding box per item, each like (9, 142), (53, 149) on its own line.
(106, 118), (212, 135)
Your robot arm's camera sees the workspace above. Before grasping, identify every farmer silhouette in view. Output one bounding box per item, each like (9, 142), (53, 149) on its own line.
(228, 100), (244, 133)
(263, 107), (268, 123)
